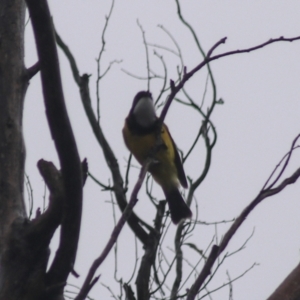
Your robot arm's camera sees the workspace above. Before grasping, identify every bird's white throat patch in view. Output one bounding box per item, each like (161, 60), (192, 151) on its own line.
(133, 97), (157, 127)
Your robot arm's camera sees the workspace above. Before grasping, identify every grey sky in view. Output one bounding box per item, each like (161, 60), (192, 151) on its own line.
(24, 1), (300, 299)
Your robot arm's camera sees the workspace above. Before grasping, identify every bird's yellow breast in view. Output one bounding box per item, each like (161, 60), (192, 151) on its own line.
(122, 123), (178, 188)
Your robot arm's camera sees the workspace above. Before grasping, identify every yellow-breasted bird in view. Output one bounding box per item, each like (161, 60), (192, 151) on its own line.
(122, 91), (192, 224)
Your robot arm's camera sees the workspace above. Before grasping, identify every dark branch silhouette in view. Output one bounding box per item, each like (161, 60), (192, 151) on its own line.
(25, 0), (83, 292)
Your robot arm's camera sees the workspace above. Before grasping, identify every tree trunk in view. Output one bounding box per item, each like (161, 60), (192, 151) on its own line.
(267, 263), (300, 300)
(0, 0), (26, 240)
(0, 1), (50, 299)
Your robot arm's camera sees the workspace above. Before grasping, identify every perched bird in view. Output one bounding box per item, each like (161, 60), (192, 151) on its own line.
(122, 91), (192, 224)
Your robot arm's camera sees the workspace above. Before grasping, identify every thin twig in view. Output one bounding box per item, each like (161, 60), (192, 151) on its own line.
(137, 20), (151, 90)
(96, 0), (115, 123)
(262, 134), (300, 190)
(88, 172), (112, 191)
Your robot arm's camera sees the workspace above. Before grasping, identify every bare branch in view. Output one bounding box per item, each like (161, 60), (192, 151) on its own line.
(99, 59), (122, 79)
(170, 221), (184, 299)
(24, 173), (34, 219)
(158, 24), (185, 76)
(26, 0), (83, 292)
(175, 0), (218, 120)
(75, 160), (152, 300)
(267, 262), (300, 300)
(153, 51), (168, 105)
(28, 160), (63, 241)
(88, 172), (113, 191)
(136, 200), (166, 299)
(25, 61), (40, 80)
(56, 32), (149, 244)
(124, 154), (132, 190)
(137, 20), (150, 91)
(187, 135), (300, 299)
(262, 134), (300, 190)
(123, 283), (136, 300)
(55, 31), (81, 85)
(96, 0), (115, 122)
(159, 35), (300, 125)
(121, 68), (155, 80)
(147, 42), (179, 56)
(199, 263), (258, 299)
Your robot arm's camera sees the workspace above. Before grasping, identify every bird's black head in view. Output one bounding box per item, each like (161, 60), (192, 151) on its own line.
(131, 91), (152, 111)
(128, 91), (157, 131)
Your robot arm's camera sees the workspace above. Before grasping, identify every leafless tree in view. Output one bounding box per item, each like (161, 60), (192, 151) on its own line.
(1, 1), (300, 300)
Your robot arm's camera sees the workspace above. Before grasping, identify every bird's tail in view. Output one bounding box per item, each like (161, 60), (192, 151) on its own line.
(163, 187), (192, 224)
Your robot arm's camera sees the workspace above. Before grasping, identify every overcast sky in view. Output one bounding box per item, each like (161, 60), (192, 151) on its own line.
(24, 1), (300, 299)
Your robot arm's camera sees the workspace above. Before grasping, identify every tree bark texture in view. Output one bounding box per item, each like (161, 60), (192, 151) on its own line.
(0, 0), (27, 243)
(267, 263), (300, 300)
(0, 1), (51, 299)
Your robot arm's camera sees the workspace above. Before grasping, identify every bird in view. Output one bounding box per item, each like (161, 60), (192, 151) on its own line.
(122, 91), (192, 224)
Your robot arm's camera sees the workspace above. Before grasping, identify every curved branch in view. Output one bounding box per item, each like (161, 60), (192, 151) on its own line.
(55, 31), (80, 85)
(56, 31), (149, 244)
(187, 143), (300, 299)
(25, 0), (83, 291)
(159, 35), (300, 124)
(175, 0), (219, 121)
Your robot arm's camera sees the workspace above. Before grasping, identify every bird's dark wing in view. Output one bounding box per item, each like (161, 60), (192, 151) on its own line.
(165, 126), (188, 188)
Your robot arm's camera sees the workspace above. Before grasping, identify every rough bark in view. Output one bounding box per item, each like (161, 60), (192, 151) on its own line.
(267, 263), (300, 300)
(0, 0), (27, 244)
(0, 1), (49, 299)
